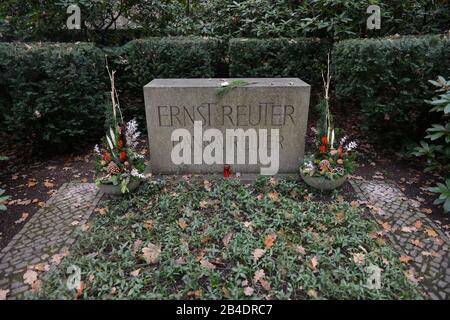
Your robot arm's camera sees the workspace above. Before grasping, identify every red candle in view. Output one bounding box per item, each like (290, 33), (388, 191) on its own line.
(223, 165), (230, 178)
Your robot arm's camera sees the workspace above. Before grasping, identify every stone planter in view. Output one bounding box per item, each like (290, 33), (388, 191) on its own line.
(300, 171), (347, 191)
(97, 179), (140, 196)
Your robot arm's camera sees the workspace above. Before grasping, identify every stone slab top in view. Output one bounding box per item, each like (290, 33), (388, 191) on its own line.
(145, 78), (310, 88)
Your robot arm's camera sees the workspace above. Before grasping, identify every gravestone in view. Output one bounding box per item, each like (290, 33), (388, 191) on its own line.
(143, 78), (310, 175)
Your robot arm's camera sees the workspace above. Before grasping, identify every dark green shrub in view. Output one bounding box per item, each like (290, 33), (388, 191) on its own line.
(229, 38), (331, 90)
(0, 42), (107, 151)
(108, 37), (222, 127)
(332, 35), (450, 145)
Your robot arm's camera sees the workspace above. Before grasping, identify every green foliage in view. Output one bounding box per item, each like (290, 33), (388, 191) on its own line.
(0, 42), (107, 151)
(229, 38), (331, 89)
(428, 179), (450, 213)
(413, 77), (450, 212)
(109, 37), (221, 127)
(333, 35), (450, 145)
(38, 177), (419, 299)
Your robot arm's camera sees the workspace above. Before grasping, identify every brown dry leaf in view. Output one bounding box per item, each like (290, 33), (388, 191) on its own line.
(51, 254), (63, 265)
(34, 263), (49, 272)
(400, 226), (415, 233)
(352, 253), (365, 265)
(295, 245), (306, 255)
(80, 224), (90, 232)
(260, 279), (271, 291)
(130, 269), (141, 277)
(350, 200), (360, 208)
(94, 207), (107, 215)
(336, 195), (344, 203)
(335, 211), (345, 222)
(200, 259), (216, 270)
(15, 212), (29, 224)
(380, 221), (392, 232)
(410, 239), (424, 248)
(421, 251), (441, 258)
(243, 286), (254, 296)
(222, 287), (231, 298)
(37, 201), (45, 207)
(253, 269), (265, 282)
(143, 220), (153, 230)
(199, 200), (207, 209)
(27, 178), (37, 187)
(376, 237), (386, 246)
(43, 180), (54, 188)
(0, 289), (9, 300)
(31, 279), (42, 293)
(81, 177), (88, 183)
(263, 234), (276, 249)
(256, 193), (263, 200)
(414, 220), (423, 230)
(74, 281), (86, 300)
(177, 218), (188, 229)
(252, 248), (266, 261)
(23, 269), (38, 286)
(268, 192), (279, 202)
(399, 255), (413, 264)
(420, 208), (433, 215)
(309, 256), (318, 271)
(307, 289), (318, 298)
(203, 180), (212, 192)
(222, 231), (233, 247)
(142, 243), (161, 265)
(424, 228), (438, 238)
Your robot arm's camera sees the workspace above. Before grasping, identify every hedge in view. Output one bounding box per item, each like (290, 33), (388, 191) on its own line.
(228, 38), (331, 90)
(333, 35), (450, 144)
(108, 37), (223, 127)
(0, 42), (106, 151)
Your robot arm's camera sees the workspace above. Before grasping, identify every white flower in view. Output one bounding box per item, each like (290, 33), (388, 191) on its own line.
(221, 81), (229, 87)
(339, 136), (348, 146)
(310, 127), (318, 134)
(345, 141), (357, 151)
(94, 144), (101, 155)
(125, 119), (140, 149)
(34, 110), (42, 118)
(303, 161), (314, 171)
(131, 168), (145, 180)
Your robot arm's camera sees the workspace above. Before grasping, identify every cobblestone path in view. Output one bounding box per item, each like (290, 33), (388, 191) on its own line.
(350, 178), (450, 300)
(0, 183), (101, 299)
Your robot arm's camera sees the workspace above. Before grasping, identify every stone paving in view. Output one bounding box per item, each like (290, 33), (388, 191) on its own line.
(350, 178), (450, 300)
(0, 183), (101, 299)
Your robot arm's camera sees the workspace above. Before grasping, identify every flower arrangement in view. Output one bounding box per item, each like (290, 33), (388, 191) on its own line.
(93, 60), (145, 193)
(300, 54), (356, 181)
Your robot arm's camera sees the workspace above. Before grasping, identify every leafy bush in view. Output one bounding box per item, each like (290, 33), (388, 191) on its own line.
(413, 76), (450, 213)
(229, 38), (331, 89)
(333, 35), (450, 145)
(108, 37), (222, 127)
(38, 177), (418, 299)
(0, 42), (107, 150)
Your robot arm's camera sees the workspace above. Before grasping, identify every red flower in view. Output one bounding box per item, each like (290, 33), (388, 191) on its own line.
(337, 146), (344, 157)
(102, 152), (111, 162)
(119, 151), (126, 162)
(319, 145), (326, 154)
(117, 140), (124, 148)
(321, 136), (328, 145)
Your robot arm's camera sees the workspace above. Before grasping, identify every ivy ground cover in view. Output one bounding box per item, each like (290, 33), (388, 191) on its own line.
(38, 177), (419, 299)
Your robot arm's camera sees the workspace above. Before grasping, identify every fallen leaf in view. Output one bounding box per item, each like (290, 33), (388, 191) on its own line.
(130, 269), (141, 277)
(263, 234), (276, 249)
(335, 211), (345, 222)
(399, 255), (413, 264)
(307, 289), (318, 298)
(401, 226), (415, 233)
(295, 245), (306, 255)
(414, 220), (423, 230)
(253, 269), (265, 282)
(131, 239), (142, 257)
(222, 232), (233, 247)
(31, 279), (42, 293)
(352, 253), (365, 265)
(243, 286), (254, 296)
(199, 200), (207, 209)
(81, 177), (88, 183)
(142, 243), (161, 265)
(380, 221), (392, 232)
(177, 218), (188, 229)
(143, 220), (153, 230)
(0, 289), (9, 300)
(200, 259), (216, 270)
(43, 180), (54, 188)
(420, 208), (432, 215)
(252, 248), (266, 261)
(94, 207), (107, 215)
(23, 269), (38, 286)
(260, 279), (271, 291)
(421, 251), (441, 257)
(27, 178), (37, 187)
(74, 281), (85, 300)
(424, 228), (438, 238)
(70, 220), (80, 226)
(34, 263), (49, 272)
(336, 195), (344, 203)
(410, 239), (424, 248)
(268, 192), (279, 202)
(51, 254), (63, 265)
(309, 256), (318, 271)
(15, 212), (29, 224)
